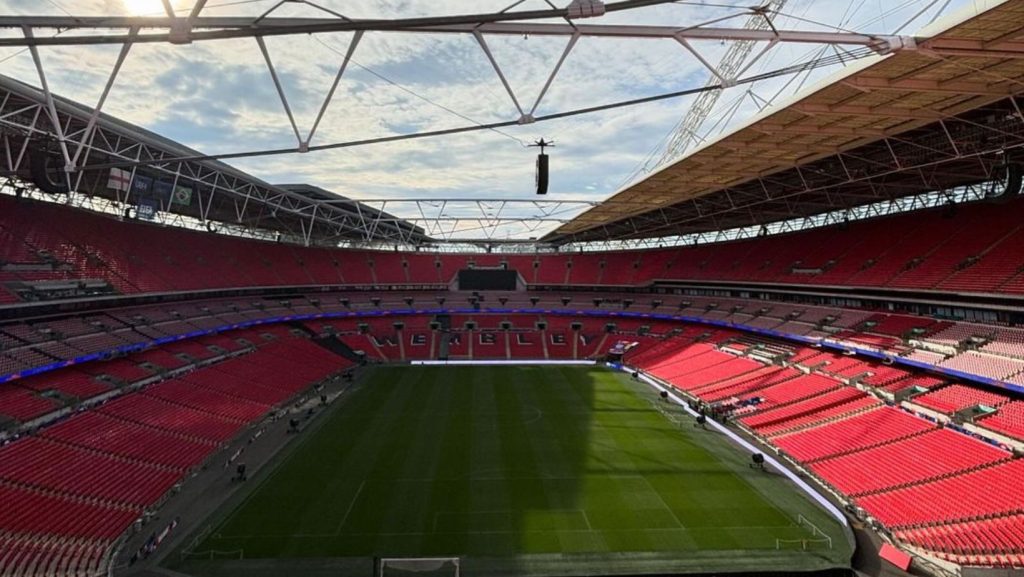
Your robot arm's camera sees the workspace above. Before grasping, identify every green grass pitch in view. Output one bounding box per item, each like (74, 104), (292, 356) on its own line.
(185, 365), (851, 576)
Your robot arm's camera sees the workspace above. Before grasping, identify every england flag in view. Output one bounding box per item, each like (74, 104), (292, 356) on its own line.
(107, 167), (131, 191)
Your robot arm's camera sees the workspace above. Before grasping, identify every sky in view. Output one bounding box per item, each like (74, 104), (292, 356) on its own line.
(0, 0), (975, 241)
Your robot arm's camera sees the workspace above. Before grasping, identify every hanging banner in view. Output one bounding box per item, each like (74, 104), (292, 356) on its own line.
(172, 183), (193, 206)
(136, 198), (159, 221)
(107, 167), (131, 191)
(131, 174), (152, 196)
(152, 180), (173, 204)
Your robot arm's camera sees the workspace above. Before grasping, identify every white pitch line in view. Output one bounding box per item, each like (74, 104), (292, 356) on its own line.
(522, 405), (544, 425)
(639, 476), (685, 529)
(626, 367), (849, 527)
(580, 509), (594, 531)
(334, 480), (366, 535)
(222, 525), (802, 540)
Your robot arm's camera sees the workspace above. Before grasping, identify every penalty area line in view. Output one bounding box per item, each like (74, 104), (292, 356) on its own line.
(334, 480), (367, 535)
(638, 476), (685, 529)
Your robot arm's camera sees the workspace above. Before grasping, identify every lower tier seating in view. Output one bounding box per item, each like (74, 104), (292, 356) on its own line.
(912, 384), (1009, 414)
(0, 436), (181, 507)
(978, 401), (1024, 440)
(0, 483), (138, 541)
(772, 406), (936, 462)
(97, 393), (243, 443)
(734, 373), (840, 413)
(857, 460), (1024, 528)
(0, 535), (108, 577)
(894, 515), (1024, 567)
(755, 395), (881, 437)
(0, 332), (349, 576)
(809, 428), (1010, 496)
(624, 330), (1024, 569)
(0, 386), (58, 422)
(40, 411), (217, 471)
(739, 387), (866, 431)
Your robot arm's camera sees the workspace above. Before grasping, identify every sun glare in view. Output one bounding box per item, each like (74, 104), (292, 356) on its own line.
(123, 0), (168, 16)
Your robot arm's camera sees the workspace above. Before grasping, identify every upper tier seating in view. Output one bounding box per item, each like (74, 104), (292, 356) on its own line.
(938, 352), (1024, 382)
(4, 194), (1024, 302)
(886, 208), (1020, 290)
(567, 254), (604, 285)
(937, 221), (1024, 294)
(600, 253), (639, 285)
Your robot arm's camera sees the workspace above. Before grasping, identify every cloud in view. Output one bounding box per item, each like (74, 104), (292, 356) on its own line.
(0, 0), (974, 240)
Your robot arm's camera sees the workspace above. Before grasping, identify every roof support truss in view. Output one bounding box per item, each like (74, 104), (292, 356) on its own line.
(0, 83), (425, 244)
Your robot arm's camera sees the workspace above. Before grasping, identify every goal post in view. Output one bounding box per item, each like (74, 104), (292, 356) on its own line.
(377, 557), (460, 577)
(775, 538), (833, 551)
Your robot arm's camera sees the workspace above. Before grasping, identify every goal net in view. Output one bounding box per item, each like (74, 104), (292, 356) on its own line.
(378, 557), (460, 577)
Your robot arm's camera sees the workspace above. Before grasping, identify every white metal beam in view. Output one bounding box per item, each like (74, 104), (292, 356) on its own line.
(256, 35), (304, 147)
(24, 26), (72, 173)
(528, 31), (580, 118)
(474, 30), (526, 120)
(71, 32), (136, 167)
(307, 30), (363, 146)
(0, 18), (902, 50)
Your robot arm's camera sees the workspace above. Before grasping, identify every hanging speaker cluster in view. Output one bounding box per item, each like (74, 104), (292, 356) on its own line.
(530, 138), (553, 195)
(536, 152), (549, 195)
(28, 147), (70, 195)
(987, 162), (1023, 204)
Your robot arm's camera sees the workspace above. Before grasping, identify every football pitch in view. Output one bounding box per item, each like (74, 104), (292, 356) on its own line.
(179, 365), (852, 576)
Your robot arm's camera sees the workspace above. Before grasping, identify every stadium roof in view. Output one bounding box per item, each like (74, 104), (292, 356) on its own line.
(547, 0), (1024, 243)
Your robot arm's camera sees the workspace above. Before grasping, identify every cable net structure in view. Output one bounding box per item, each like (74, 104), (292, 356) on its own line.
(657, 0), (790, 168)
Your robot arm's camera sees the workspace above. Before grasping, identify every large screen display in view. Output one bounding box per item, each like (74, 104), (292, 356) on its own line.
(457, 269), (518, 291)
